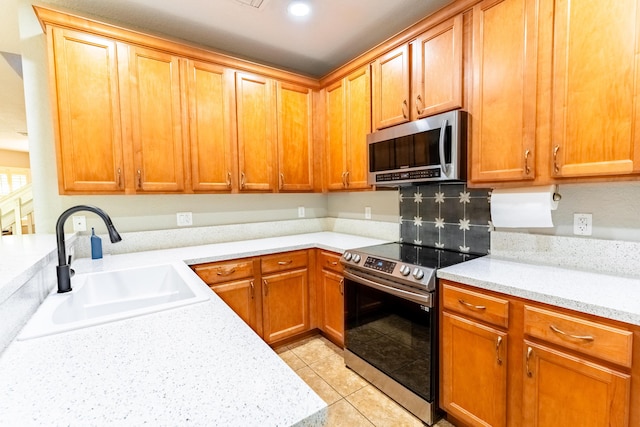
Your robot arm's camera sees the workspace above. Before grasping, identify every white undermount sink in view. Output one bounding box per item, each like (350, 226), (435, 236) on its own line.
(17, 262), (211, 340)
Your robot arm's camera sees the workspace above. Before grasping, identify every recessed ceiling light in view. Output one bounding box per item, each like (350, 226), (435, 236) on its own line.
(287, 1), (311, 17)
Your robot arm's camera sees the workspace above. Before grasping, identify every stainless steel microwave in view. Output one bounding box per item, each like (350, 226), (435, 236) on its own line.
(367, 110), (467, 186)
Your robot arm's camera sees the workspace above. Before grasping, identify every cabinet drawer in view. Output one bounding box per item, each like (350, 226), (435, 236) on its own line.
(319, 251), (343, 273)
(524, 306), (633, 368)
(442, 283), (509, 328)
(261, 250), (308, 274)
(192, 259), (254, 285)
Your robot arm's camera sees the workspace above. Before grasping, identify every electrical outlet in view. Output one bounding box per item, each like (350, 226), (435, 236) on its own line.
(177, 212), (193, 227)
(573, 213), (592, 236)
(298, 206), (305, 218)
(365, 206), (372, 220)
(72, 215), (86, 232)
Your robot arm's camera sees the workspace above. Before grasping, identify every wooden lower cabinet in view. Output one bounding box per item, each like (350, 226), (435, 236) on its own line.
(441, 311), (507, 427)
(317, 250), (344, 346)
(262, 268), (309, 344)
(440, 280), (637, 427)
(208, 278), (260, 335)
(191, 250), (312, 345)
(522, 341), (631, 427)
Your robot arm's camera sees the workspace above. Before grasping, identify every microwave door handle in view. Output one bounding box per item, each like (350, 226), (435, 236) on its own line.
(438, 119), (449, 176)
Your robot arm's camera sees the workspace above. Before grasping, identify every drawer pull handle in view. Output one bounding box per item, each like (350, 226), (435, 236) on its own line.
(216, 268), (236, 276)
(549, 324), (594, 342)
(526, 346), (533, 377)
(339, 278), (344, 295)
(250, 280), (255, 299)
(327, 260), (338, 266)
(553, 145), (560, 174)
(458, 299), (486, 311)
(496, 336), (503, 365)
(263, 279), (268, 296)
(277, 260), (293, 265)
(226, 171), (232, 189)
(524, 149), (531, 175)
(402, 99), (408, 119)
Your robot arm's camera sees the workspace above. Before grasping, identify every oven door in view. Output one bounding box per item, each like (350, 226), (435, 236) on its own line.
(343, 270), (438, 410)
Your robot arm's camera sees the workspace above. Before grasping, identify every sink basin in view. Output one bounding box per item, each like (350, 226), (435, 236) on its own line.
(17, 262), (210, 340)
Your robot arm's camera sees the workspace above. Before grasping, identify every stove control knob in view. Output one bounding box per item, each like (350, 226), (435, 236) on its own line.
(343, 252), (352, 262)
(399, 265), (411, 276)
(412, 268), (425, 280)
(352, 254), (361, 263)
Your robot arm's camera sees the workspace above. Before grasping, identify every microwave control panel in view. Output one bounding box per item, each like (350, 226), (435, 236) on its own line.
(375, 168), (441, 183)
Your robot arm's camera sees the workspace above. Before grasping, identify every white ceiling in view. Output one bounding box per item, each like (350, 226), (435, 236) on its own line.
(0, 0), (454, 153)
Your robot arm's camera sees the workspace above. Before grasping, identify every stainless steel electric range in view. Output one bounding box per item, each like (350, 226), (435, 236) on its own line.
(341, 242), (482, 425)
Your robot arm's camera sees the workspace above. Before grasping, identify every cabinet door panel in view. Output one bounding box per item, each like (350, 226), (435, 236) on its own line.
(470, 0), (538, 182)
(412, 15), (463, 119)
(262, 268), (309, 344)
(127, 46), (185, 192)
(209, 279), (260, 334)
(187, 61), (234, 191)
(236, 72), (276, 191)
(551, 0), (640, 177)
(344, 67), (371, 190)
(277, 82), (314, 191)
(523, 342), (631, 427)
(51, 28), (124, 193)
(441, 312), (507, 427)
(325, 81), (347, 190)
(372, 44), (410, 129)
(319, 269), (344, 346)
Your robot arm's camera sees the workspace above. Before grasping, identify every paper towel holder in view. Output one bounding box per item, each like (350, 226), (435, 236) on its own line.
(553, 185), (562, 202)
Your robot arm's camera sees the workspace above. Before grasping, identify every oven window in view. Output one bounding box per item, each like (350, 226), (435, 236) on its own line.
(345, 279), (435, 402)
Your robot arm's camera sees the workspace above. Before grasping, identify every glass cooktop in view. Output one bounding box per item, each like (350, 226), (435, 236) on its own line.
(353, 242), (483, 270)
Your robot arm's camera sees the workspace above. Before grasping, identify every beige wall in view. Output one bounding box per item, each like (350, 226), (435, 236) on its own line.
(0, 149), (29, 168)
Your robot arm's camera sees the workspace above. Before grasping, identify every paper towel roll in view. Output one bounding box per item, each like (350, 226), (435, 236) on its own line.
(490, 185), (559, 228)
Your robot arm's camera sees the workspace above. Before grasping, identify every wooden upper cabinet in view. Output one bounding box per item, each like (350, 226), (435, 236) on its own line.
(276, 82), (314, 191)
(235, 72), (277, 191)
(372, 44), (410, 130)
(550, 0), (640, 178)
(344, 66), (371, 190)
(50, 28), (124, 193)
(187, 60), (234, 192)
(470, 0), (538, 183)
(124, 45), (186, 192)
(412, 14), (463, 119)
(325, 79), (347, 190)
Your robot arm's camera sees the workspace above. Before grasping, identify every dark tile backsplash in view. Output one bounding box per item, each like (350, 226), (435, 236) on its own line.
(399, 183), (491, 255)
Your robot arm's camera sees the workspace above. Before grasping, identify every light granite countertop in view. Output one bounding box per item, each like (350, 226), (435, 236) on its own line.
(438, 255), (640, 327)
(0, 232), (387, 426)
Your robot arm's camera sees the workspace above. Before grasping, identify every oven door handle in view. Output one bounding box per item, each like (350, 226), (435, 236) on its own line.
(343, 271), (433, 306)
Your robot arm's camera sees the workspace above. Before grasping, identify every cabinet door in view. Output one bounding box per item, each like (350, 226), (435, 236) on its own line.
(187, 60), (234, 192)
(318, 268), (344, 346)
(50, 28), (124, 193)
(372, 44), (410, 130)
(276, 82), (314, 191)
(325, 80), (347, 190)
(441, 312), (507, 427)
(125, 45), (185, 192)
(209, 279), (261, 336)
(344, 66), (371, 190)
(550, 0), (640, 178)
(235, 72), (276, 191)
(262, 268), (309, 344)
(470, 0), (538, 183)
(523, 342), (631, 427)
(412, 15), (463, 119)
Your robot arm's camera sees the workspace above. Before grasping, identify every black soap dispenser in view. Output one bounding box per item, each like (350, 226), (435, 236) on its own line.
(91, 227), (103, 259)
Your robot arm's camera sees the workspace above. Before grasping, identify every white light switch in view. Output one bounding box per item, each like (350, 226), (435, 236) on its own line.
(298, 206), (305, 218)
(72, 215), (86, 232)
(177, 212), (193, 227)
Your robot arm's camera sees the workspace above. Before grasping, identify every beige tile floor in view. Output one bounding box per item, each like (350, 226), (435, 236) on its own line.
(274, 335), (456, 427)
